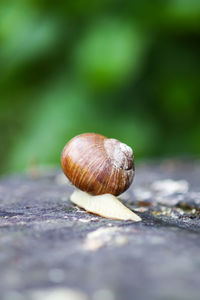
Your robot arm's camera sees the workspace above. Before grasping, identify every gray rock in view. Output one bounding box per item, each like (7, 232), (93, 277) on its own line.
(0, 160), (200, 300)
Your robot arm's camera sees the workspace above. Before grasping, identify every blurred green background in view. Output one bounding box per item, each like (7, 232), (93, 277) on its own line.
(0, 0), (200, 175)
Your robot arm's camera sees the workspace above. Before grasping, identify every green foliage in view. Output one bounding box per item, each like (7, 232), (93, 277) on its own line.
(0, 0), (200, 174)
(74, 19), (147, 88)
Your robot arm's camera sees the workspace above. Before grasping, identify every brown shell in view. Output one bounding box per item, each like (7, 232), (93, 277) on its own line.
(60, 133), (135, 196)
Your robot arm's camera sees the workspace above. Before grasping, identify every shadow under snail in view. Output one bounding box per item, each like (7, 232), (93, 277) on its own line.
(61, 133), (141, 221)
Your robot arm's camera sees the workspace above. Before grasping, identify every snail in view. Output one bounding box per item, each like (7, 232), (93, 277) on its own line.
(61, 133), (141, 221)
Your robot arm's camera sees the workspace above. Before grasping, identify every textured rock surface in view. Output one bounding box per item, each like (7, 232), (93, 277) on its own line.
(0, 160), (200, 300)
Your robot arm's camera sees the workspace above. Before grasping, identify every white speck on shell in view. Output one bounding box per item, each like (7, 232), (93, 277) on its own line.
(104, 139), (133, 170)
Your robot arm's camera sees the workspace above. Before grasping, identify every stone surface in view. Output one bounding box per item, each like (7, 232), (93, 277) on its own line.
(0, 160), (200, 300)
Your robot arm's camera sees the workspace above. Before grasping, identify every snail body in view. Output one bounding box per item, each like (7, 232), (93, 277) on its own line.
(61, 133), (134, 196)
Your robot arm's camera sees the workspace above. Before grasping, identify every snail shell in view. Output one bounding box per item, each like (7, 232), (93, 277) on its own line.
(61, 133), (135, 196)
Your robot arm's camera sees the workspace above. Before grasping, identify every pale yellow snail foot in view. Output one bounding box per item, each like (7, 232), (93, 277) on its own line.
(70, 190), (142, 222)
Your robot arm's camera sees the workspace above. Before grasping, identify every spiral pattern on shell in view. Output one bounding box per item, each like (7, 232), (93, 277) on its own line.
(61, 133), (135, 196)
